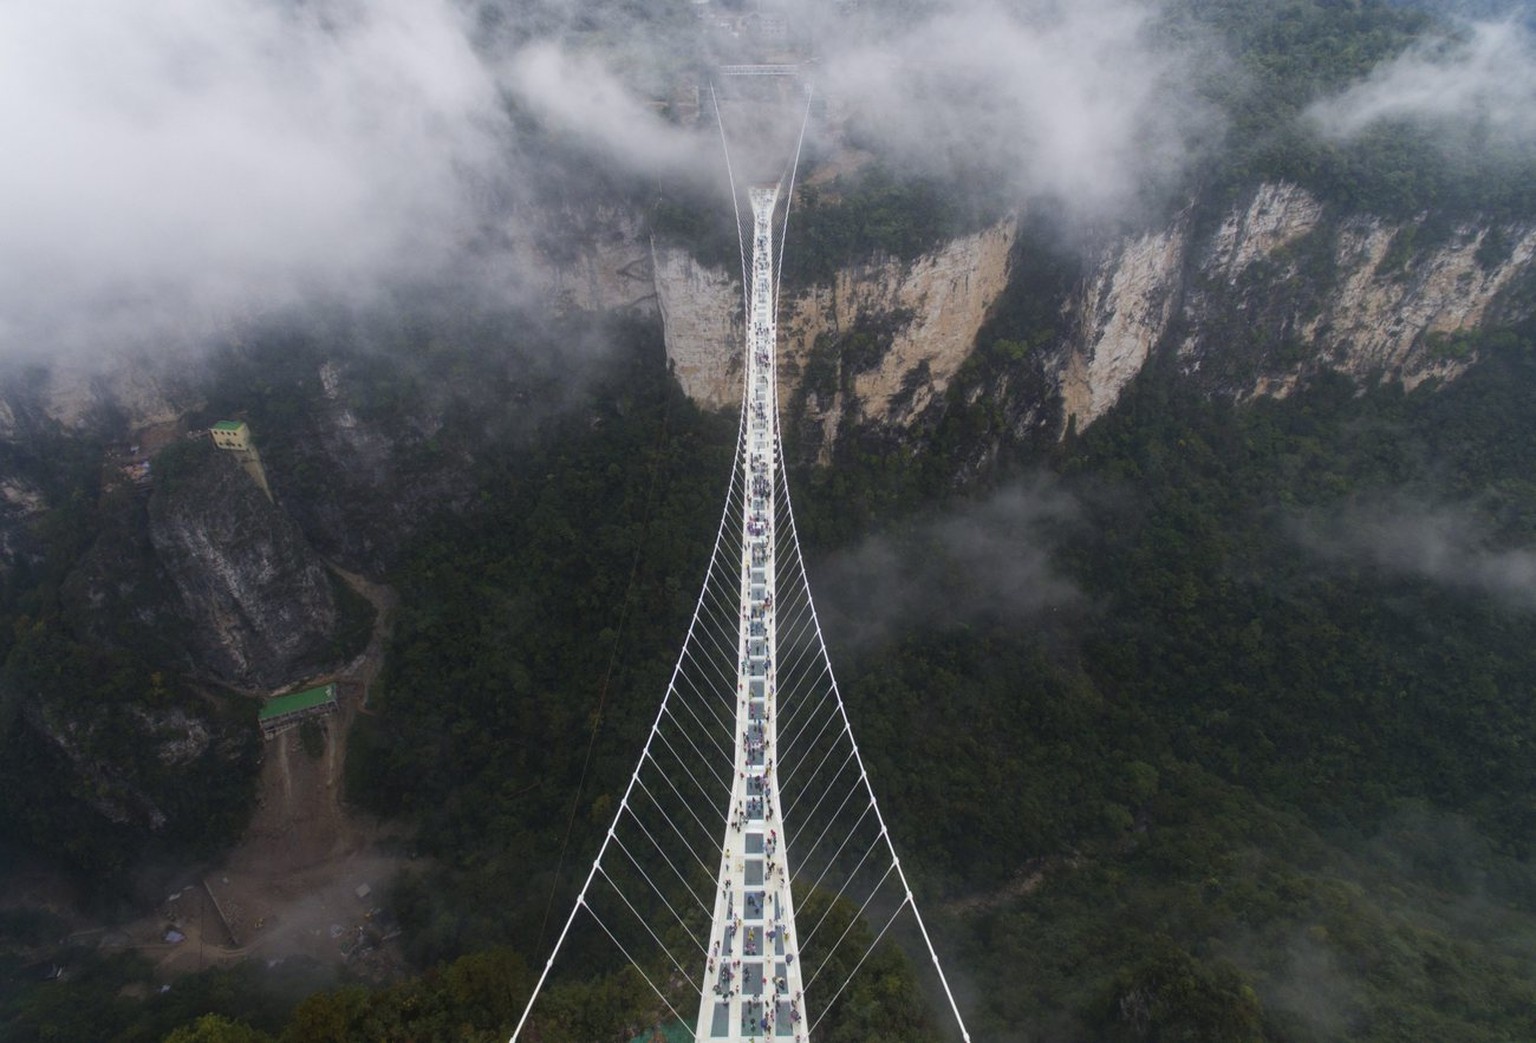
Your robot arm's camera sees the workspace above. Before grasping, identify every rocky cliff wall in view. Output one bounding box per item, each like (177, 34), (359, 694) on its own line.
(653, 243), (743, 411)
(23, 694), (250, 837)
(648, 218), (1018, 454)
(1061, 182), (1536, 429)
(6, 181), (1532, 462)
(0, 348), (204, 440)
(518, 206), (659, 317)
(265, 358), (479, 575)
(783, 221), (1018, 453)
(1058, 218), (1190, 428)
(646, 181), (1536, 445)
(148, 442), (344, 690)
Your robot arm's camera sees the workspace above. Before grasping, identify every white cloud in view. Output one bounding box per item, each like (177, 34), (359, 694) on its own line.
(0, 0), (1220, 364)
(0, 0), (521, 356)
(1308, 19), (1536, 148)
(816, 479), (1081, 648)
(1295, 498), (1536, 608)
(811, 0), (1217, 215)
(505, 40), (711, 183)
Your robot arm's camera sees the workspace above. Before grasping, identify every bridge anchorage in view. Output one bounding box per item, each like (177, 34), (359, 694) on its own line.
(510, 101), (972, 1043)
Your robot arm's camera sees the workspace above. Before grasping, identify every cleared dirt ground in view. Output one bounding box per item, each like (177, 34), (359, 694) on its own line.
(122, 569), (412, 982)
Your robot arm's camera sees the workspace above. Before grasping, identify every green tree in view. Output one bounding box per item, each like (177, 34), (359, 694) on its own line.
(165, 1013), (276, 1043)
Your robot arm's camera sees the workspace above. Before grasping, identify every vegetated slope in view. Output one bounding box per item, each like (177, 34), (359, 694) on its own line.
(18, 319), (1536, 1041)
(157, 329), (1536, 1042)
(824, 337), (1536, 1040)
(0, 434), (268, 883)
(10, 304), (1534, 1039)
(345, 317), (733, 957)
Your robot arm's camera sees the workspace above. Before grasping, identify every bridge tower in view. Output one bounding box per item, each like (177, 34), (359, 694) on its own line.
(693, 185), (807, 1040)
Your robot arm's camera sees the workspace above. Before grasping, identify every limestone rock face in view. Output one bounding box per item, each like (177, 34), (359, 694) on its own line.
(1045, 182), (1536, 433)
(1170, 183), (1536, 404)
(1059, 219), (1189, 429)
(650, 217), (1018, 455)
(23, 697), (242, 834)
(785, 220), (1018, 431)
(1300, 219), (1536, 389)
(654, 244), (743, 411)
(148, 442), (341, 690)
(653, 181), (1535, 448)
(3, 180), (1531, 470)
(1205, 182), (1326, 279)
(0, 349), (204, 439)
(55, 177), (1520, 460)
(518, 206), (659, 316)
(268, 359), (455, 575)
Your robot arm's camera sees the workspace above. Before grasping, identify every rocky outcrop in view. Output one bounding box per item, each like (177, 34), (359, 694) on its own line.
(5, 180), (1530, 471)
(0, 475), (45, 561)
(1059, 218), (1189, 428)
(1166, 184), (1536, 403)
(0, 348), (204, 439)
(262, 357), (482, 575)
(2, 608), (260, 852)
(1041, 183), (1536, 434)
(651, 181), (1536, 447)
(650, 218), (1017, 441)
(1205, 182), (1326, 279)
(26, 701), (226, 832)
(654, 244), (742, 410)
(1302, 219), (1536, 390)
(519, 206), (659, 316)
(788, 220), (1017, 431)
(148, 441), (342, 690)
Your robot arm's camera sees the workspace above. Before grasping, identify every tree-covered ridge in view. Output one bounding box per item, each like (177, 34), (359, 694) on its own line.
(1169, 0), (1536, 219)
(814, 334), (1536, 1038)
(63, 316), (1536, 1042)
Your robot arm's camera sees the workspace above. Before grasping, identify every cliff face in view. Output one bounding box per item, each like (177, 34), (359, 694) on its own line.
(654, 244), (744, 412)
(5, 182), (1530, 463)
(520, 205), (659, 317)
(21, 693), (254, 839)
(260, 358), (482, 576)
(782, 221), (1018, 455)
(147, 442), (343, 690)
(649, 181), (1536, 449)
(0, 348), (205, 439)
(651, 219), (1018, 454)
(1058, 182), (1536, 430)
(1059, 218), (1190, 428)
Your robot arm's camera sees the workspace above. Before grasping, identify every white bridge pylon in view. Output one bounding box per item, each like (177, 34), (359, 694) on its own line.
(509, 94), (972, 1043)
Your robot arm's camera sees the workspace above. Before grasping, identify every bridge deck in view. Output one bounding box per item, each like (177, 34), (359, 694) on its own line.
(694, 187), (809, 1041)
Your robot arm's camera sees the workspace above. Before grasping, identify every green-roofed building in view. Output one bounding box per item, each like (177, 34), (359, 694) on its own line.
(259, 683), (338, 739)
(208, 418), (274, 500)
(209, 419), (251, 451)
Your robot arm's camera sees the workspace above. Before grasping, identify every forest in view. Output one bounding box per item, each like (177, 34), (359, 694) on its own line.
(10, 297), (1536, 1042)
